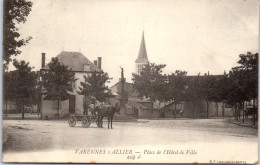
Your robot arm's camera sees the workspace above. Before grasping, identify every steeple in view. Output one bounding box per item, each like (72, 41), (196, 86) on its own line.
(135, 31), (149, 63)
(135, 31), (149, 75)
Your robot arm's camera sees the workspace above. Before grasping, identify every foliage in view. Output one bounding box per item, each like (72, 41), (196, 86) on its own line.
(226, 69), (249, 106)
(3, 0), (33, 70)
(131, 52), (257, 121)
(41, 57), (77, 101)
(184, 75), (203, 102)
(200, 75), (221, 117)
(167, 70), (187, 103)
(224, 52), (258, 123)
(77, 70), (112, 103)
(132, 63), (167, 103)
(12, 59), (38, 100)
(4, 60), (38, 118)
(41, 57), (77, 119)
(225, 52), (258, 106)
(237, 52), (258, 100)
(3, 71), (15, 102)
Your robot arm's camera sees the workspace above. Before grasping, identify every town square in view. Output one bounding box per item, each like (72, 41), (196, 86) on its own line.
(2, 0), (258, 163)
(2, 118), (258, 163)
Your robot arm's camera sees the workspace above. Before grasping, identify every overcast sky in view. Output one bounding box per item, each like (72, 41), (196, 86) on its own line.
(12, 0), (259, 86)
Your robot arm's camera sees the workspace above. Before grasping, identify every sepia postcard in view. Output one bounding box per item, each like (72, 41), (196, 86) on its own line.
(2, 0), (259, 163)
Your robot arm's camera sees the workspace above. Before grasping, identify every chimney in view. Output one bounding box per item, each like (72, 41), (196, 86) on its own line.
(97, 57), (102, 70)
(42, 53), (46, 68)
(94, 60), (97, 66)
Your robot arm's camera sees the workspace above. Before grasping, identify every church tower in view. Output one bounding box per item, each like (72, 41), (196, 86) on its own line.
(135, 31), (149, 75)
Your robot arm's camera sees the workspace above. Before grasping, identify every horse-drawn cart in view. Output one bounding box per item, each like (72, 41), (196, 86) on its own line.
(68, 103), (119, 129)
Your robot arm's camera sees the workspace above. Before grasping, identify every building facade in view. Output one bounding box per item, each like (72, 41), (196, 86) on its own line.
(40, 51), (102, 119)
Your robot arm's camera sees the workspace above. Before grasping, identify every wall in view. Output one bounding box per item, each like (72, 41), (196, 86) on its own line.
(73, 72), (91, 115)
(138, 108), (160, 118)
(41, 99), (69, 119)
(41, 72), (90, 119)
(3, 100), (38, 114)
(162, 103), (183, 118)
(138, 102), (153, 109)
(163, 101), (234, 118)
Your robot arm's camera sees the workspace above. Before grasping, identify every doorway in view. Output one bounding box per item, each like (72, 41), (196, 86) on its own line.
(69, 95), (75, 114)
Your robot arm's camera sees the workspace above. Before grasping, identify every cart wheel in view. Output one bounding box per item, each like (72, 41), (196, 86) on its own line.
(68, 115), (76, 127)
(82, 116), (91, 127)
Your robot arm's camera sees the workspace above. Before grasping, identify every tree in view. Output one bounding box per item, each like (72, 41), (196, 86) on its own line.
(167, 70), (187, 117)
(132, 63), (167, 107)
(41, 57), (77, 119)
(225, 52), (258, 125)
(184, 74), (203, 118)
(215, 72), (229, 118)
(3, 0), (33, 70)
(200, 74), (220, 118)
(11, 59), (37, 119)
(3, 71), (15, 116)
(227, 68), (249, 121)
(77, 70), (113, 103)
(237, 52), (258, 103)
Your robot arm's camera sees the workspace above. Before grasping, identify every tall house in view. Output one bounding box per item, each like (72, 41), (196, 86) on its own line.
(135, 32), (149, 75)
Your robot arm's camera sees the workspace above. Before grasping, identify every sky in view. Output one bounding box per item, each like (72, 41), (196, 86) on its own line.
(11, 0), (259, 86)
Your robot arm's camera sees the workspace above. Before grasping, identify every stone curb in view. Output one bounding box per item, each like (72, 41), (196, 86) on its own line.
(2, 117), (138, 122)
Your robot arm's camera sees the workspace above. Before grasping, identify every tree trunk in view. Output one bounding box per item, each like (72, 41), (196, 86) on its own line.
(40, 98), (42, 119)
(222, 103), (225, 118)
(234, 106), (237, 121)
(236, 106), (238, 122)
(57, 100), (60, 120)
(216, 102), (218, 117)
(37, 95), (41, 117)
(174, 102), (177, 119)
(253, 99), (256, 127)
(242, 102), (245, 124)
(206, 101), (210, 118)
(40, 82), (43, 119)
(193, 101), (195, 118)
(16, 98), (18, 115)
(22, 98), (25, 119)
(238, 104), (241, 119)
(5, 100), (8, 117)
(37, 102), (40, 116)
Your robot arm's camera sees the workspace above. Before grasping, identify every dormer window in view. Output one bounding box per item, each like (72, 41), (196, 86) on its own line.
(83, 63), (91, 71)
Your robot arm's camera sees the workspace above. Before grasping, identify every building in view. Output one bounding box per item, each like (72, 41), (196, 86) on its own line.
(40, 51), (102, 119)
(110, 32), (162, 118)
(111, 31), (235, 119)
(161, 100), (234, 118)
(161, 75), (234, 118)
(135, 31), (149, 75)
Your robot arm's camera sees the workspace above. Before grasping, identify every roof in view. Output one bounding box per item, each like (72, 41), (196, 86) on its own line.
(127, 99), (149, 109)
(135, 32), (149, 63)
(43, 51), (100, 72)
(161, 101), (177, 109)
(110, 81), (139, 97)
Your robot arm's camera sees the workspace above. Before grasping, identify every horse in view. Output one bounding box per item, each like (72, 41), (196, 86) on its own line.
(96, 103), (120, 129)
